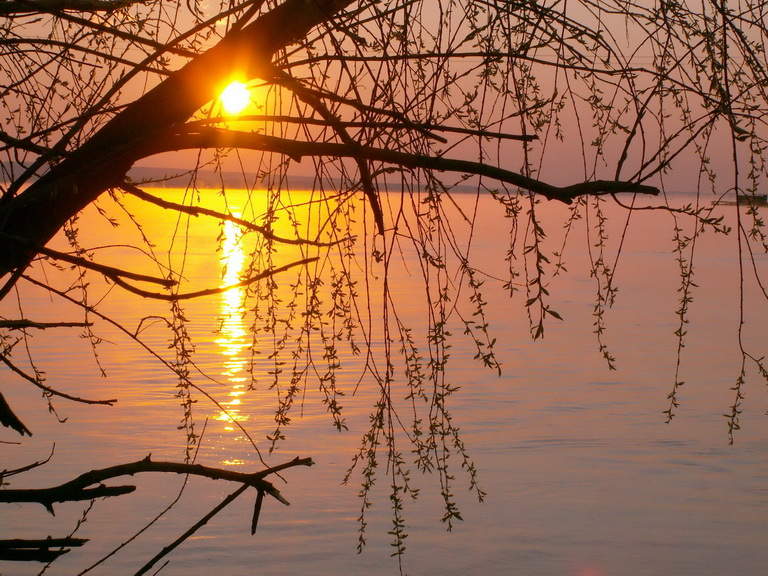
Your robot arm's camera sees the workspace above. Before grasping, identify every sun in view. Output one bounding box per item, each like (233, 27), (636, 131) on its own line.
(220, 81), (250, 115)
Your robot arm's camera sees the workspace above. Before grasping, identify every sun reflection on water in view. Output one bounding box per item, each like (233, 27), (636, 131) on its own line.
(214, 216), (250, 430)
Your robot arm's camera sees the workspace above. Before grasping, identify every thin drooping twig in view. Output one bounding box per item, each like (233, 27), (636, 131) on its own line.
(0, 353), (117, 407)
(110, 257), (318, 300)
(121, 182), (340, 246)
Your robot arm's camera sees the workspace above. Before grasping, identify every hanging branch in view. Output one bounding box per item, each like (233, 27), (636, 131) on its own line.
(110, 257), (318, 300)
(0, 391), (32, 436)
(121, 182), (341, 247)
(0, 353), (117, 407)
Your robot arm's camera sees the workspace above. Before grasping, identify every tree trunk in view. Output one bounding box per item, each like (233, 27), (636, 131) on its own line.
(0, 0), (353, 279)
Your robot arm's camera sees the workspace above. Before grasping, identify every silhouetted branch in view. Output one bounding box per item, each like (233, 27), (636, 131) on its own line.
(0, 319), (92, 330)
(121, 182), (340, 246)
(0, 0), (142, 16)
(0, 391), (31, 436)
(1, 445), (54, 479)
(0, 455), (314, 514)
(149, 128), (660, 204)
(0, 537), (88, 562)
(0, 352), (117, 407)
(110, 257), (318, 300)
(1, 232), (176, 286)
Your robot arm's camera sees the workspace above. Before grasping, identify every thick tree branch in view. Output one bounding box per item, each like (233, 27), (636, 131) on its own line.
(148, 128), (661, 204)
(0, 0), (143, 15)
(0, 0), (356, 278)
(0, 390), (31, 436)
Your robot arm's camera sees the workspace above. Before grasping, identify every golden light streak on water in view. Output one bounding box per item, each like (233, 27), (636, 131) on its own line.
(214, 216), (250, 427)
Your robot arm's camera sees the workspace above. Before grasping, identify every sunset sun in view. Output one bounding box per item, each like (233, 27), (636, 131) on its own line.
(220, 80), (250, 115)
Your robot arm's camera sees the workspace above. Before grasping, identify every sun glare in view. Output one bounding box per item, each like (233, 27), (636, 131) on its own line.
(220, 81), (250, 115)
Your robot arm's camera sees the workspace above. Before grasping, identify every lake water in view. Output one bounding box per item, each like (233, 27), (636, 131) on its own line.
(2, 188), (768, 576)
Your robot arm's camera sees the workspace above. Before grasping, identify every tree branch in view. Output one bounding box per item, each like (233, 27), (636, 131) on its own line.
(149, 128), (661, 204)
(121, 182), (340, 246)
(110, 257), (318, 300)
(0, 352), (117, 407)
(0, 455), (314, 513)
(0, 319), (92, 330)
(1, 232), (176, 287)
(0, 538), (88, 562)
(0, 390), (32, 436)
(0, 0), (143, 15)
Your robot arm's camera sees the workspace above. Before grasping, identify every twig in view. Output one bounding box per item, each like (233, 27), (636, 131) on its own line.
(110, 257), (318, 300)
(121, 182), (338, 246)
(0, 353), (117, 407)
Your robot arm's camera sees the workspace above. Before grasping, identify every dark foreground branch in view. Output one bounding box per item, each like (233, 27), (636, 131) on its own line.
(0, 537), (88, 562)
(121, 182), (340, 246)
(0, 455), (314, 514)
(111, 257), (318, 300)
(149, 128), (661, 204)
(0, 319), (92, 330)
(0, 0), (143, 15)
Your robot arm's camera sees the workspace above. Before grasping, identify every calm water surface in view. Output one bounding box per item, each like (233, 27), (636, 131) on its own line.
(2, 190), (767, 576)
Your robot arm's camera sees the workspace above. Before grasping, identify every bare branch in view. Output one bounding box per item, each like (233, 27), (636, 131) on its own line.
(150, 128), (660, 204)
(0, 319), (92, 329)
(121, 182), (340, 246)
(1, 232), (176, 287)
(0, 455), (314, 511)
(0, 0), (143, 16)
(0, 391), (32, 436)
(0, 352), (117, 406)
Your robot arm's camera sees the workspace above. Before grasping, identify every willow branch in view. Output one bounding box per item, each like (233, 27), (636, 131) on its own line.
(149, 128), (660, 203)
(120, 182), (338, 246)
(185, 115), (537, 143)
(110, 257), (318, 300)
(1, 233), (176, 286)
